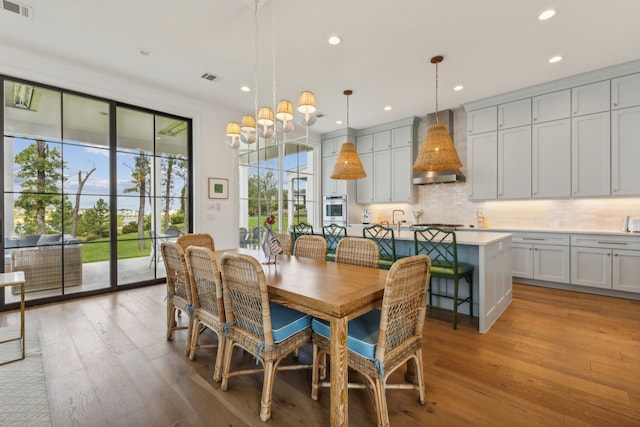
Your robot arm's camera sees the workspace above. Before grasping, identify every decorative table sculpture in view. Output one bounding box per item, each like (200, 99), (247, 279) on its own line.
(262, 215), (283, 264)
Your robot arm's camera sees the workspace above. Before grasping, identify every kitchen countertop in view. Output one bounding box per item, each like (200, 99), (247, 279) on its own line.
(345, 227), (512, 246)
(460, 226), (640, 237)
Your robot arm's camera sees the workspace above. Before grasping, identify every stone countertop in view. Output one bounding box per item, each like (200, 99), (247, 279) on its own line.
(459, 226), (640, 237)
(345, 227), (512, 246)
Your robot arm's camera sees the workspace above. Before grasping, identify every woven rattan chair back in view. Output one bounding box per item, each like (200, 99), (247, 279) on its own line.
(293, 235), (327, 261)
(273, 231), (292, 255)
(176, 232), (215, 252)
(161, 241), (193, 354)
(184, 245), (226, 381)
(363, 224), (397, 263)
(311, 254), (431, 426)
(219, 252), (312, 421)
(335, 237), (379, 268)
(322, 223), (347, 253)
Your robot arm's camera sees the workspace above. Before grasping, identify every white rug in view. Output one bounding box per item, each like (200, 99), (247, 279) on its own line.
(0, 318), (52, 427)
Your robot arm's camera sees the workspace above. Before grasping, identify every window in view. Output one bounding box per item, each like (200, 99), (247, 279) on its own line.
(1, 78), (192, 310)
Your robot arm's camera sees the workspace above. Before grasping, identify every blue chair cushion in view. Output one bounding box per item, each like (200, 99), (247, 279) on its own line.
(311, 309), (380, 360)
(269, 302), (311, 343)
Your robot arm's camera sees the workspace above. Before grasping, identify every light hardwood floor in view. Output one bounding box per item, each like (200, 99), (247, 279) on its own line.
(15, 283), (640, 426)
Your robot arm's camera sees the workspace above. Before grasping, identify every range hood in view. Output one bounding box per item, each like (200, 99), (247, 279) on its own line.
(412, 110), (466, 185)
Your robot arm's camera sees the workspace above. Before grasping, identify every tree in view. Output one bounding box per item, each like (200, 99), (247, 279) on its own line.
(161, 156), (187, 231)
(14, 139), (65, 235)
(70, 165), (96, 237)
(123, 151), (151, 249)
(81, 198), (110, 237)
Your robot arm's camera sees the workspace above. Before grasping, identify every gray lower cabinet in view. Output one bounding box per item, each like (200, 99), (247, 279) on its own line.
(511, 233), (571, 284)
(571, 234), (640, 293)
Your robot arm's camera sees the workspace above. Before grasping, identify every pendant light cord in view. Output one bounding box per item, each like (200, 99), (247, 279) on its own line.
(253, 0), (259, 125)
(346, 93), (350, 141)
(434, 59), (439, 124)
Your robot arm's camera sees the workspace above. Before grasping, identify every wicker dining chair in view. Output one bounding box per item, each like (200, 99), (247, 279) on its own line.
(335, 237), (380, 269)
(184, 246), (226, 382)
(322, 223), (347, 262)
(161, 242), (193, 355)
(363, 224), (397, 270)
(176, 232), (215, 252)
(414, 227), (474, 329)
(273, 231), (292, 255)
(292, 235), (327, 261)
(311, 254), (431, 427)
(219, 252), (312, 422)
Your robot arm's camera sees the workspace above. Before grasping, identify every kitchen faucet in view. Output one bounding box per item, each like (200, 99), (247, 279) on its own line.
(392, 209), (405, 225)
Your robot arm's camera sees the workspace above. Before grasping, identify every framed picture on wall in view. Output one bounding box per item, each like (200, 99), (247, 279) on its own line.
(208, 177), (228, 199)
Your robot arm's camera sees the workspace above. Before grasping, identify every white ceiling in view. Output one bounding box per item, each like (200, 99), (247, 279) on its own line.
(1, 0), (639, 134)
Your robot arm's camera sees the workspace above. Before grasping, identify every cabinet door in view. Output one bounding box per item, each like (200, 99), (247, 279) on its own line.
(612, 249), (640, 293)
(467, 106), (497, 135)
(357, 134), (373, 154)
(391, 146), (412, 202)
(571, 247), (612, 289)
(323, 155), (337, 195)
(534, 244), (570, 283)
(468, 131), (497, 200)
(373, 150), (391, 202)
(356, 152), (373, 203)
(571, 80), (610, 117)
(322, 137), (338, 158)
(373, 130), (391, 151)
(511, 243), (533, 279)
(611, 106), (640, 196)
(532, 119), (571, 198)
(611, 72), (640, 110)
(391, 126), (412, 148)
(498, 99), (531, 130)
(498, 126), (531, 199)
(532, 89), (570, 123)
(571, 112), (611, 197)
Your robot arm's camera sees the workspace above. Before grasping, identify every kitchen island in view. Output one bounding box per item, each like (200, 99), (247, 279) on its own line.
(345, 227), (513, 333)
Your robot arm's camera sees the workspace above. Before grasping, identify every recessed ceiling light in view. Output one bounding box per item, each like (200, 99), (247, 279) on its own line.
(240, 86), (251, 92)
(538, 9), (556, 20)
(328, 36), (342, 45)
(136, 48), (154, 57)
(384, 105), (392, 111)
(454, 85), (464, 91)
(336, 120), (343, 125)
(548, 55), (563, 64)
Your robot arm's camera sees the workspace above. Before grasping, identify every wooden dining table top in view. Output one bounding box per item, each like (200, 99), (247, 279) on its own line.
(213, 248), (388, 320)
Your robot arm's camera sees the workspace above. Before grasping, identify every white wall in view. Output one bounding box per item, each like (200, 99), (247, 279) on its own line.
(0, 45), (240, 248)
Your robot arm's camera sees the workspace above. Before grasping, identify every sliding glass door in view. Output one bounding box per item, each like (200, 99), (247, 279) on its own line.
(1, 78), (191, 310)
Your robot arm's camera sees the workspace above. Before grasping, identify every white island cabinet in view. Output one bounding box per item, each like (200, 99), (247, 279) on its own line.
(345, 228), (513, 333)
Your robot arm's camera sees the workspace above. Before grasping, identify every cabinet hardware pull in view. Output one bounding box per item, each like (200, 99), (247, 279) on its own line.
(613, 102), (618, 106)
(522, 237), (545, 241)
(614, 253), (619, 256)
(597, 241), (627, 245)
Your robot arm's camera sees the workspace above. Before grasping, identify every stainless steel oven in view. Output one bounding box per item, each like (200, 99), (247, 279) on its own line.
(323, 195), (348, 226)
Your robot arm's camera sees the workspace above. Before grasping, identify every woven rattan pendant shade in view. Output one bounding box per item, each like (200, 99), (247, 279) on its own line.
(331, 90), (366, 180)
(413, 55), (463, 172)
(413, 123), (462, 171)
(331, 141), (366, 179)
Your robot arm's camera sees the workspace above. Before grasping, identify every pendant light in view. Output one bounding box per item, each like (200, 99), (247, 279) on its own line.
(413, 55), (463, 172)
(331, 90), (366, 180)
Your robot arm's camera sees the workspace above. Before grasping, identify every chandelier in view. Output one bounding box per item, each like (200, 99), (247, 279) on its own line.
(225, 0), (318, 148)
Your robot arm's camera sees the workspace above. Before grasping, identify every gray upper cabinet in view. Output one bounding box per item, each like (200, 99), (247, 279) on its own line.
(532, 89), (571, 123)
(611, 105), (640, 196)
(356, 134), (373, 154)
(611, 72), (640, 109)
(468, 131), (498, 200)
(373, 130), (391, 151)
(571, 112), (611, 197)
(532, 119), (571, 198)
(467, 106), (497, 135)
(571, 80), (610, 117)
(498, 98), (531, 130)
(498, 125), (531, 199)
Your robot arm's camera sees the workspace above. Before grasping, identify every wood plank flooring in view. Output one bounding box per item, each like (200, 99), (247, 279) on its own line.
(12, 283), (640, 426)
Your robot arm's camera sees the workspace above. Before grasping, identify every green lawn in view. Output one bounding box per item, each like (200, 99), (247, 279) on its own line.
(81, 232), (153, 263)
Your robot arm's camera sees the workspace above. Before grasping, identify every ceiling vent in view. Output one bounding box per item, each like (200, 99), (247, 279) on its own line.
(201, 73), (221, 82)
(2, 0), (32, 18)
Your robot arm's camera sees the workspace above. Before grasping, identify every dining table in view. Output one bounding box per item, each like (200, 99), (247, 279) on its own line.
(213, 248), (388, 427)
